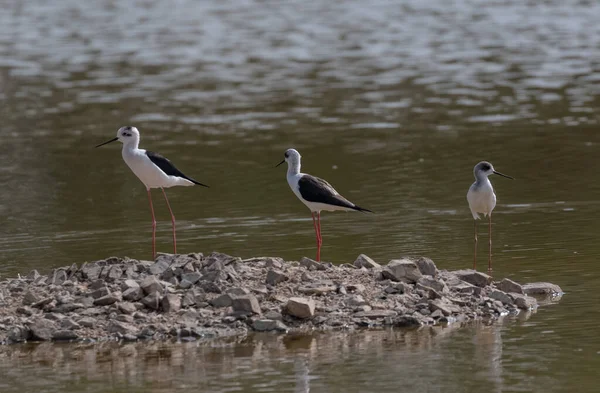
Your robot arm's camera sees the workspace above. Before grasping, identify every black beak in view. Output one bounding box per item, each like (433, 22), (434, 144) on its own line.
(493, 170), (514, 180)
(95, 137), (119, 148)
(275, 159), (285, 168)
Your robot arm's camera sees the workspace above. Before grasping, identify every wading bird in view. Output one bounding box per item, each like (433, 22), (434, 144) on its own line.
(96, 126), (208, 259)
(277, 148), (372, 261)
(466, 161), (513, 271)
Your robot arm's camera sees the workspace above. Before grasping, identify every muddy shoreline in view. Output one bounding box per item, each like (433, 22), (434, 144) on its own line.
(0, 252), (563, 344)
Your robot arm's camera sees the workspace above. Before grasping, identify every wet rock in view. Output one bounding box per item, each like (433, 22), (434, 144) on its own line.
(285, 297), (315, 319)
(299, 257), (328, 271)
(452, 270), (492, 288)
(353, 254), (380, 269)
(298, 280), (337, 295)
(382, 259), (422, 283)
(266, 269), (289, 286)
(122, 287), (144, 302)
(118, 302), (137, 315)
(489, 290), (513, 305)
(511, 294), (538, 310)
(252, 319), (289, 332)
(8, 326), (31, 342)
(497, 278), (524, 294)
(22, 290), (43, 305)
(231, 294), (261, 315)
(52, 330), (78, 341)
(141, 291), (161, 310)
(161, 294), (181, 313)
(29, 318), (57, 341)
(108, 320), (137, 335)
(354, 310), (397, 319)
(94, 292), (121, 306)
(522, 282), (563, 296)
(141, 276), (164, 295)
(210, 294), (233, 308)
(413, 257), (437, 276)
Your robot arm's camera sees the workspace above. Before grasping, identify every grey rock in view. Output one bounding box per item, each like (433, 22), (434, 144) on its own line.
(32, 297), (54, 309)
(265, 257), (284, 269)
(22, 290), (43, 305)
(266, 269), (289, 286)
(489, 290), (513, 305)
(252, 319), (289, 332)
(512, 294), (538, 310)
(121, 279), (140, 292)
(141, 291), (161, 310)
(227, 287), (251, 296)
(60, 318), (81, 330)
(199, 281), (222, 293)
(116, 314), (134, 323)
(413, 257), (437, 276)
(263, 310), (283, 320)
(453, 283), (476, 294)
(77, 317), (97, 328)
(148, 259), (170, 276)
(285, 297), (315, 319)
(26, 270), (41, 281)
(382, 259), (423, 283)
(16, 306), (33, 316)
(52, 330), (78, 341)
(353, 254), (381, 269)
(8, 326), (31, 342)
(430, 309), (445, 319)
(354, 309), (397, 319)
(29, 318), (57, 341)
(118, 302), (137, 315)
(93, 292), (121, 306)
(106, 265), (123, 281)
(231, 294), (261, 315)
(90, 286), (110, 299)
(417, 276), (448, 293)
(51, 269), (68, 285)
(452, 270), (492, 288)
(181, 272), (202, 285)
(122, 287), (144, 302)
(346, 283), (366, 293)
(161, 294), (181, 313)
(181, 291), (196, 308)
(299, 257), (328, 271)
(140, 276), (164, 295)
(390, 315), (423, 327)
(209, 294), (233, 308)
(108, 320), (137, 335)
(497, 278), (524, 294)
(346, 295), (368, 307)
(522, 282), (563, 296)
(429, 299), (461, 316)
(199, 270), (227, 282)
(80, 263), (102, 281)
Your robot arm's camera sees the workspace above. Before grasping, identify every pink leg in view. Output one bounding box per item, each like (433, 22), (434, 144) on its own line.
(473, 220), (477, 271)
(161, 188), (177, 254)
(311, 212), (320, 262)
(317, 212), (323, 260)
(488, 214), (492, 272)
(147, 189), (157, 259)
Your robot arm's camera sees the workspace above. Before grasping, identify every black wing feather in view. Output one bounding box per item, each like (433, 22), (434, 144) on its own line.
(298, 175), (372, 212)
(145, 151), (209, 187)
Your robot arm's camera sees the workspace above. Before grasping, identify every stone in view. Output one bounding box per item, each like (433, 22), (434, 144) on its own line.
(77, 317), (97, 328)
(121, 279), (140, 292)
(52, 330), (78, 341)
(182, 291), (196, 308)
(8, 326), (31, 342)
(32, 297), (53, 309)
(231, 294), (261, 315)
(413, 257), (437, 276)
(148, 259), (170, 276)
(522, 282), (563, 296)
(26, 270), (41, 281)
(453, 283), (476, 294)
(181, 272), (202, 285)
(118, 302), (137, 315)
(108, 320), (137, 335)
(497, 278), (524, 294)
(22, 290), (42, 305)
(430, 309), (445, 319)
(210, 294), (233, 308)
(252, 319), (289, 332)
(265, 269), (289, 286)
(429, 299), (461, 316)
(90, 286), (110, 299)
(227, 287), (251, 296)
(141, 291), (161, 310)
(265, 257), (284, 269)
(16, 306), (33, 316)
(298, 280), (337, 295)
(161, 294), (181, 313)
(106, 265), (123, 281)
(51, 269), (68, 285)
(382, 259), (422, 283)
(29, 318), (57, 341)
(417, 277), (447, 293)
(94, 292), (121, 306)
(140, 276), (164, 295)
(122, 287), (144, 302)
(489, 290), (513, 305)
(285, 297), (315, 319)
(299, 257), (328, 271)
(346, 295), (368, 307)
(263, 310), (283, 320)
(80, 263), (102, 280)
(60, 318), (81, 330)
(512, 294), (538, 310)
(354, 310), (397, 319)
(353, 254), (380, 269)
(452, 270), (492, 288)
(346, 283), (366, 293)
(200, 282), (222, 293)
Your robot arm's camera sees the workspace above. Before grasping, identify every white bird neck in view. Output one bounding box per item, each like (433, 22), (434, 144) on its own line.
(286, 158), (301, 177)
(122, 138), (140, 153)
(475, 174), (493, 188)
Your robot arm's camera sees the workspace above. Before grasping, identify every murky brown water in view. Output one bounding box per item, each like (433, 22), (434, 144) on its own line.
(0, 0), (599, 391)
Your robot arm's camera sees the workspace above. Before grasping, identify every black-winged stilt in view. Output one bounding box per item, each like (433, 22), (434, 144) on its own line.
(277, 148), (372, 261)
(96, 126), (208, 258)
(466, 161), (513, 271)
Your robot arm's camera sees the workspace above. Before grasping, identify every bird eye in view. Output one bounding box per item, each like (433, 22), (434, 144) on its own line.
(284, 153), (289, 158)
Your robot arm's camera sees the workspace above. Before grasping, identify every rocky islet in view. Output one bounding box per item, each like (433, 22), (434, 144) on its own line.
(0, 252), (562, 344)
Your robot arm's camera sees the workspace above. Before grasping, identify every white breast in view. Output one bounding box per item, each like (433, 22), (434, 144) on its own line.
(467, 180), (496, 219)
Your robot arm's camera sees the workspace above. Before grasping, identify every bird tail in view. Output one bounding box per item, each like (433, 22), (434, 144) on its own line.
(353, 205), (373, 213)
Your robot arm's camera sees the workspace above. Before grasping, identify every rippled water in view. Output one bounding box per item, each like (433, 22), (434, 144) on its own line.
(0, 0), (599, 391)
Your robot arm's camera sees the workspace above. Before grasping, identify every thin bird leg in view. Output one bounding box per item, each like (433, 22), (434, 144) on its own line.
(147, 189), (157, 260)
(161, 188), (177, 254)
(488, 213), (492, 272)
(473, 220), (477, 270)
(311, 212), (320, 261)
(317, 212), (323, 247)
